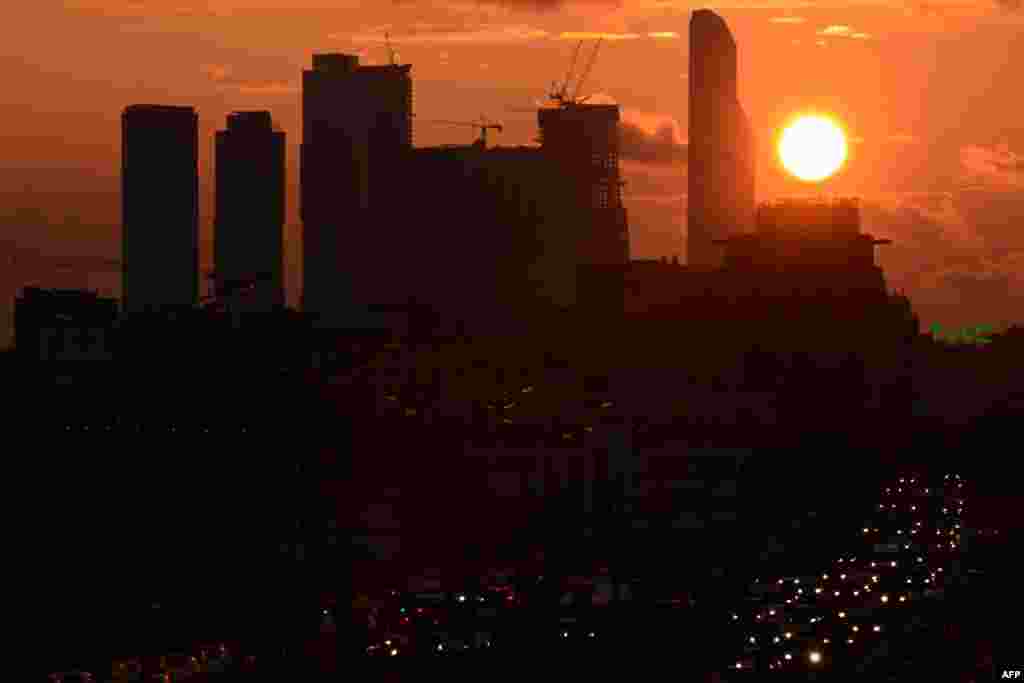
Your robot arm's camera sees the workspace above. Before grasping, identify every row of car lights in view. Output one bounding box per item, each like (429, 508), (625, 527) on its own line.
(882, 476), (964, 495)
(731, 477), (965, 670)
(63, 424), (248, 433)
(877, 502), (964, 513)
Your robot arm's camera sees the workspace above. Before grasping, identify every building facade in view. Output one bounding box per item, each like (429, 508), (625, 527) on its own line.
(121, 104), (199, 314)
(393, 144), (581, 330)
(215, 111), (286, 313)
(537, 102), (631, 317)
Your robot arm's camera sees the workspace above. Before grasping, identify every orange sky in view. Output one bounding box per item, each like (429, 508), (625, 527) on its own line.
(3, 1), (1024, 346)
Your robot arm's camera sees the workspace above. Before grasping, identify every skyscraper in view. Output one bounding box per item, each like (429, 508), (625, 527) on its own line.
(687, 10), (756, 269)
(538, 102), (631, 316)
(121, 104), (199, 314)
(538, 102), (630, 267)
(214, 111), (286, 313)
(300, 53), (412, 325)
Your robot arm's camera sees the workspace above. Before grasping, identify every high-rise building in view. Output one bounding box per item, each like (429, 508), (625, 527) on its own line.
(214, 111), (286, 313)
(538, 102), (631, 316)
(687, 10), (756, 269)
(538, 102), (629, 267)
(300, 53), (412, 324)
(121, 104), (199, 314)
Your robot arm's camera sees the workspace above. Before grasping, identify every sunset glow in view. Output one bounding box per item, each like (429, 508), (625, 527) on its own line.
(778, 115), (848, 182)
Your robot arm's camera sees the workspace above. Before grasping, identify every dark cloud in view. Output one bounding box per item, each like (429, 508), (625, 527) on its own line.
(961, 143), (1024, 190)
(619, 120), (687, 165)
(863, 191), (1024, 330)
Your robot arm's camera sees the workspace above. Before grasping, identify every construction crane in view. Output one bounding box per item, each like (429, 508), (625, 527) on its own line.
(550, 40), (583, 102)
(549, 37), (603, 106)
(384, 32), (397, 65)
(416, 116), (504, 148)
(571, 37), (602, 103)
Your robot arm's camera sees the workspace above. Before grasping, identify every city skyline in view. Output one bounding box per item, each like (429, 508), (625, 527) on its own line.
(3, 2), (1023, 346)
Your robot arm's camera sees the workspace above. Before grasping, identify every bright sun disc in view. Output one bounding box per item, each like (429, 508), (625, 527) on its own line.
(778, 115), (848, 182)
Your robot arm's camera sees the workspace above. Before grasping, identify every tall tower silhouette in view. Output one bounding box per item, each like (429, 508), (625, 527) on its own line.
(121, 105), (199, 313)
(687, 10), (756, 269)
(214, 111), (286, 312)
(300, 53), (412, 326)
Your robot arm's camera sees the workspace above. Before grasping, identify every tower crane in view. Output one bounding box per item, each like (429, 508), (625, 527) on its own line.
(384, 32), (397, 66)
(570, 37), (602, 103)
(548, 38), (603, 106)
(550, 40), (583, 103)
(416, 116), (504, 148)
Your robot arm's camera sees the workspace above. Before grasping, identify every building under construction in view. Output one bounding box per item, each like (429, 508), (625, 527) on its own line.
(537, 102), (629, 267)
(384, 99), (633, 332)
(293, 43), (634, 333)
(358, 102), (632, 333)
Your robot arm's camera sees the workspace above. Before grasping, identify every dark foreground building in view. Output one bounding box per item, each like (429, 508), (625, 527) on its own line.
(121, 104), (199, 314)
(214, 111), (286, 313)
(14, 287), (117, 361)
(301, 53), (412, 327)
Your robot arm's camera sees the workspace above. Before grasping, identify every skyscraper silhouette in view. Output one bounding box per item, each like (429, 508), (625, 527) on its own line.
(214, 111), (286, 313)
(538, 103), (630, 267)
(121, 104), (199, 314)
(300, 54), (412, 326)
(687, 10), (756, 269)
(538, 102), (631, 316)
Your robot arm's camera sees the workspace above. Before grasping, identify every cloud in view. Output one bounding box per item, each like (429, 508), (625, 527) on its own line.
(444, 0), (623, 9)
(961, 143), (1024, 189)
(340, 24), (550, 43)
(886, 134), (918, 144)
(862, 190), (1024, 329)
(647, 31), (680, 38)
(769, 16), (806, 23)
(200, 63), (233, 82)
(236, 81), (299, 95)
(199, 63), (298, 95)
(815, 25), (871, 38)
(558, 31), (642, 39)
(619, 113), (687, 165)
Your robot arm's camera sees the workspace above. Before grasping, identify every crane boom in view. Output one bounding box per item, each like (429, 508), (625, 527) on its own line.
(557, 40), (584, 100)
(572, 38), (603, 101)
(417, 118), (503, 147)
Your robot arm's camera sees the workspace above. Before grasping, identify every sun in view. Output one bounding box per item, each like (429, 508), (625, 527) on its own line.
(778, 115), (848, 182)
